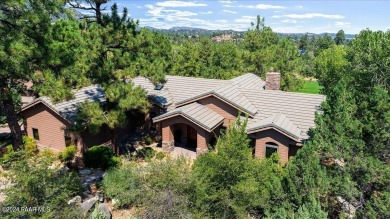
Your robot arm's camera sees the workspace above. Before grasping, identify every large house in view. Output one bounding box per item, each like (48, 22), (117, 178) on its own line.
(135, 71), (325, 164)
(20, 71), (325, 163)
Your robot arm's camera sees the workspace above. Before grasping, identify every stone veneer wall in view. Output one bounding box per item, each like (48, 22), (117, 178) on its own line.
(265, 72), (281, 90)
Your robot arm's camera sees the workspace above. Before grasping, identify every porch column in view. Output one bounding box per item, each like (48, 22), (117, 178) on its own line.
(196, 129), (209, 155)
(161, 121), (174, 152)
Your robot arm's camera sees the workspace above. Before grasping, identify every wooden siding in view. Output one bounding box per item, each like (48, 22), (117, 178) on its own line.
(197, 129), (208, 149)
(198, 96), (238, 126)
(22, 103), (70, 151)
(253, 129), (291, 164)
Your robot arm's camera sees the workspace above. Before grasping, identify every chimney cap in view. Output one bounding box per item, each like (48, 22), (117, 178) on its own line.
(267, 67), (280, 75)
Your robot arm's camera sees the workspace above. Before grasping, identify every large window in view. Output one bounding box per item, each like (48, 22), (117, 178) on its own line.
(32, 128), (40, 140)
(265, 142), (278, 158)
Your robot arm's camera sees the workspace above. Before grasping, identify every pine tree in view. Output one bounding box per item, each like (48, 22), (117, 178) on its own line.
(334, 29), (346, 45)
(0, 0), (67, 150)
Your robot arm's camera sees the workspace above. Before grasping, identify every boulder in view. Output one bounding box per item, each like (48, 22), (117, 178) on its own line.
(80, 196), (99, 216)
(337, 196), (356, 219)
(334, 158), (346, 167)
(59, 166), (70, 174)
(79, 169), (92, 176)
(111, 199), (120, 209)
(91, 203), (111, 219)
(68, 196), (82, 205)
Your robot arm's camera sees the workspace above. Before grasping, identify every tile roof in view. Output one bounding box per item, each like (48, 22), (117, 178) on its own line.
(173, 73), (262, 115)
(230, 73), (266, 89)
(241, 89), (325, 139)
(153, 102), (224, 132)
(132, 77), (173, 107)
(247, 113), (302, 140)
(21, 85), (105, 123)
(163, 75), (229, 103)
(146, 73), (324, 140)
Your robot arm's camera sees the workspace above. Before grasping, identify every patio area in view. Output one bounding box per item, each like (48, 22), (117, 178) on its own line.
(170, 145), (197, 160)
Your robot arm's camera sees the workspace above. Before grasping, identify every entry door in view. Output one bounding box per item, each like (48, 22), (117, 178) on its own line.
(187, 125), (197, 148)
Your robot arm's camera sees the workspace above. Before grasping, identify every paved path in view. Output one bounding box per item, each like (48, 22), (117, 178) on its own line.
(0, 123), (24, 134)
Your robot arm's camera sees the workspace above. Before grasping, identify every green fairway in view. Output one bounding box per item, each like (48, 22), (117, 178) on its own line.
(296, 81), (323, 94)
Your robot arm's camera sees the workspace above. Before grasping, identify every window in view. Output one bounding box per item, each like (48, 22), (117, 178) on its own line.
(32, 128), (40, 140)
(265, 142), (278, 158)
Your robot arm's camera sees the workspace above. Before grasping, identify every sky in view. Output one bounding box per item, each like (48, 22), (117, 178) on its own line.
(92, 0), (390, 34)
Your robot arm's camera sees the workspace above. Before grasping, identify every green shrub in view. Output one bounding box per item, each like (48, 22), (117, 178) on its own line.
(109, 156), (121, 168)
(137, 147), (155, 160)
(85, 146), (116, 169)
(103, 157), (193, 210)
(102, 164), (143, 208)
(155, 151), (166, 160)
(140, 190), (192, 219)
(23, 136), (37, 157)
(1, 145), (15, 168)
(39, 148), (56, 158)
(145, 157), (193, 193)
(59, 145), (77, 163)
(144, 136), (153, 145)
(2, 152), (81, 218)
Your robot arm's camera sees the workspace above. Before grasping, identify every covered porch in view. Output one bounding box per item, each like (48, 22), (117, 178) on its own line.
(153, 103), (224, 156)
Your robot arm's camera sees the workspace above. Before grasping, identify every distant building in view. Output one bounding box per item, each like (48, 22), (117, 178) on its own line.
(211, 34), (233, 42)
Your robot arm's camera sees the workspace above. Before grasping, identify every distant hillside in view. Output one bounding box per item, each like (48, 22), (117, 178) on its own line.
(142, 26), (356, 40)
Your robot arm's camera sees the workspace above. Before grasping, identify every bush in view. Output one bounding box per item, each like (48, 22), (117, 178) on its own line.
(145, 157), (193, 194)
(109, 156), (121, 168)
(39, 148), (55, 158)
(155, 151), (166, 160)
(59, 145), (77, 163)
(85, 146), (116, 169)
(0, 145), (15, 168)
(2, 152), (81, 218)
(140, 190), (192, 219)
(102, 164), (143, 208)
(23, 136), (37, 157)
(137, 147), (155, 160)
(144, 136), (153, 145)
(102, 157), (193, 211)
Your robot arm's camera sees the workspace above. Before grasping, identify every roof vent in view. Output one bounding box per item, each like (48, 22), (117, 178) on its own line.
(154, 84), (164, 90)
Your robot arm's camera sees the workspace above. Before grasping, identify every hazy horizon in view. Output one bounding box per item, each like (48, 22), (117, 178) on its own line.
(76, 0), (390, 34)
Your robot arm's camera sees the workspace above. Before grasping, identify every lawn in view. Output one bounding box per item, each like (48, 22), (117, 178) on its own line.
(296, 81), (323, 94)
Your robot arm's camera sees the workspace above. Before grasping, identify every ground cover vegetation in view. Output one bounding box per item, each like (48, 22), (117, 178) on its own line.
(0, 1), (389, 218)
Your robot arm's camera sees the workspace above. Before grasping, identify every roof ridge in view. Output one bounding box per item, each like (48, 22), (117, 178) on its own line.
(166, 75), (228, 82)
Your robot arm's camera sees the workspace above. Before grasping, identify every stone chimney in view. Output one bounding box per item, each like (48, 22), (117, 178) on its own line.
(265, 67), (281, 90)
